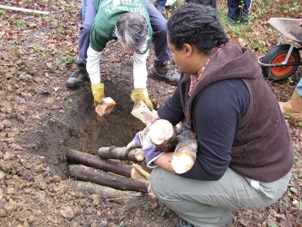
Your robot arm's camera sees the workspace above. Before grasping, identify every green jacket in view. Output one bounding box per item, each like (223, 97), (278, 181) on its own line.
(91, 0), (152, 52)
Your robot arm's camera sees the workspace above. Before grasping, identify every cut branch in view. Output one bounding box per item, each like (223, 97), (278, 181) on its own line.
(66, 148), (132, 177)
(132, 163), (150, 180)
(69, 164), (149, 192)
(95, 97), (116, 117)
(97, 146), (144, 162)
(171, 129), (197, 174)
(144, 119), (178, 153)
(0, 5), (50, 15)
(131, 100), (198, 174)
(131, 100), (158, 125)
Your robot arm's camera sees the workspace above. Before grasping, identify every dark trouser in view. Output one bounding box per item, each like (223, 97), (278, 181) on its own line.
(77, 0), (170, 65)
(227, 0), (252, 20)
(78, 0), (96, 64)
(156, 0), (167, 8)
(145, 0), (170, 62)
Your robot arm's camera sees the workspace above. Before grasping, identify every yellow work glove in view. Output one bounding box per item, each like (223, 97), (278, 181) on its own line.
(91, 83), (105, 106)
(131, 88), (153, 110)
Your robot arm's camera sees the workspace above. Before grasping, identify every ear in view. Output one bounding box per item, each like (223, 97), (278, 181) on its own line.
(182, 43), (193, 56)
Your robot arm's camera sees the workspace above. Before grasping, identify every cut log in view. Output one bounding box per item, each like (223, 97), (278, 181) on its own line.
(95, 97), (116, 117)
(130, 167), (150, 181)
(98, 146), (144, 162)
(130, 99), (198, 174)
(131, 101), (177, 152)
(73, 181), (139, 199)
(66, 148), (132, 177)
(171, 129), (198, 174)
(69, 164), (148, 192)
(144, 119), (178, 153)
(131, 99), (158, 125)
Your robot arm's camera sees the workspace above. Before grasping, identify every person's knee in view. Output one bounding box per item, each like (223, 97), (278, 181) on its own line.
(152, 28), (168, 41)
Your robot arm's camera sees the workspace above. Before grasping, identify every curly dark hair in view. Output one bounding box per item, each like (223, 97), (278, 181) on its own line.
(167, 3), (228, 55)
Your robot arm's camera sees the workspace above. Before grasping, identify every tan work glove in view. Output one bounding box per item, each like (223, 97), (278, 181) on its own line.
(91, 83), (104, 106)
(131, 88), (153, 110)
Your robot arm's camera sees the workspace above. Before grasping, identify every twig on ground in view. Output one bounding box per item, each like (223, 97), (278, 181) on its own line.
(0, 5), (50, 15)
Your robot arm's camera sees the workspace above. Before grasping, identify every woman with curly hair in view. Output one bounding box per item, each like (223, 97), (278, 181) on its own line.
(130, 3), (293, 226)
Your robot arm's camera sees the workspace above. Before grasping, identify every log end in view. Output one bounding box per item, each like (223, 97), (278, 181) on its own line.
(132, 163), (150, 180)
(131, 100), (157, 125)
(148, 119), (174, 144)
(133, 148), (145, 162)
(95, 97), (116, 117)
(130, 168), (149, 181)
(171, 151), (196, 174)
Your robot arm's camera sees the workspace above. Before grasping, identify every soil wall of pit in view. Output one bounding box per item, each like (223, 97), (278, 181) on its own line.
(19, 81), (145, 178)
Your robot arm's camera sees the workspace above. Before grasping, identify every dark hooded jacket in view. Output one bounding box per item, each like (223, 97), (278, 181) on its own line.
(158, 42), (293, 182)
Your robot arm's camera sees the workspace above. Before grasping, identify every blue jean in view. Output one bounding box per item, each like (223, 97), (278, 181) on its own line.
(77, 0), (170, 64)
(156, 0), (167, 8)
(227, 0), (252, 20)
(81, 0), (86, 21)
(78, 0), (96, 64)
(145, 0), (170, 62)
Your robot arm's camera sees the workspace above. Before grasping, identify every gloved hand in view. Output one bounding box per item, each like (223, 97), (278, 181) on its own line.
(91, 83), (104, 106)
(126, 131), (142, 149)
(131, 88), (153, 111)
(142, 134), (164, 168)
(127, 131), (163, 168)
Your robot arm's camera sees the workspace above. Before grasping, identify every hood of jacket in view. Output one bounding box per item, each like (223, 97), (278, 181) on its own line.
(180, 41), (263, 127)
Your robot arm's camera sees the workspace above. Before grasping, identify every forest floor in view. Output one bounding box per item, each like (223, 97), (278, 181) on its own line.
(0, 0), (301, 226)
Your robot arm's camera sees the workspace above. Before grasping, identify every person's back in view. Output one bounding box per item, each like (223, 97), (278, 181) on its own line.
(87, 7), (153, 109)
(90, 0), (152, 52)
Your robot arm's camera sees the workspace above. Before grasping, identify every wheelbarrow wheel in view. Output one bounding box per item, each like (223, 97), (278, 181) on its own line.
(261, 44), (300, 81)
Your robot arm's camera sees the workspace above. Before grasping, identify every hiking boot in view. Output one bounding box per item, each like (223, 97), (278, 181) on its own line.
(241, 16), (249, 25)
(152, 60), (180, 85)
(66, 64), (89, 89)
(175, 218), (194, 227)
(227, 16), (243, 26)
(279, 90), (302, 120)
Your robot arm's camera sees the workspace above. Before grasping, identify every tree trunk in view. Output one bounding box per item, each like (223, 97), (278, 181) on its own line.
(97, 146), (144, 162)
(69, 164), (149, 193)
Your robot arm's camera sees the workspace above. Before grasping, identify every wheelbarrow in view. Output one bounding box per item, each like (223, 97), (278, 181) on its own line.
(258, 17), (302, 81)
